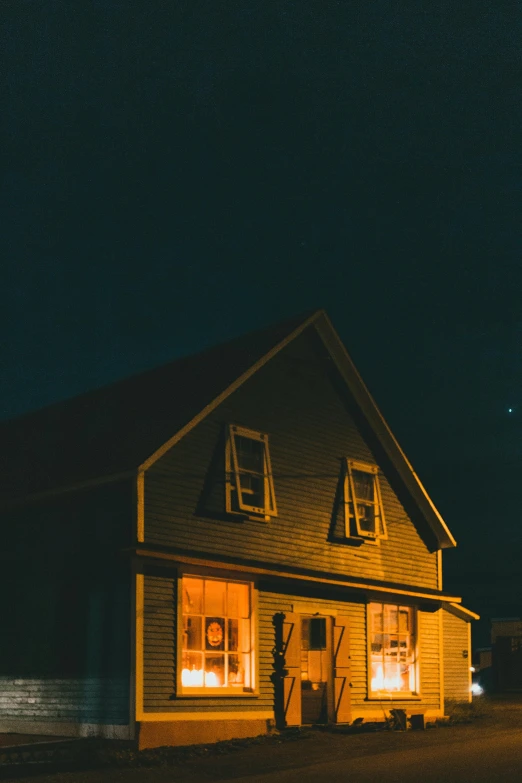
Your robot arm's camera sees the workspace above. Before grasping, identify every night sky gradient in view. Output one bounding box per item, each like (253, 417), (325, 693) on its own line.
(3, 1), (522, 645)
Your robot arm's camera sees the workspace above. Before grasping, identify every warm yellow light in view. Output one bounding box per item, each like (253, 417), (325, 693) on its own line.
(182, 668), (203, 686)
(182, 668), (221, 687)
(371, 664), (404, 692)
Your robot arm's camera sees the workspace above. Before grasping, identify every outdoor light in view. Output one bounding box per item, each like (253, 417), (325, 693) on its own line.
(471, 683), (483, 696)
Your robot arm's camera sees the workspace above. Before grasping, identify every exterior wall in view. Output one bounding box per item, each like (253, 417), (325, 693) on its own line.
(443, 609), (471, 703)
(138, 568), (443, 747)
(0, 678), (130, 738)
(491, 620), (522, 691)
(144, 330), (438, 590)
(491, 619), (522, 642)
(0, 480), (133, 736)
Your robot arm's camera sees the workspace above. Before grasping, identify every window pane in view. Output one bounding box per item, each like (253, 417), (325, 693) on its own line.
(236, 436), (264, 472)
(228, 654), (244, 685)
(371, 606), (383, 633)
(239, 618), (251, 653)
(182, 652), (203, 686)
(227, 582), (249, 618)
(228, 618), (238, 651)
(240, 473), (264, 507)
(309, 618), (327, 650)
(205, 579), (226, 615)
(184, 616), (202, 650)
(183, 577), (203, 614)
(357, 504), (375, 532)
(399, 609), (410, 633)
(386, 606), (398, 634)
(205, 654), (225, 687)
(241, 652), (251, 688)
(353, 470), (374, 500)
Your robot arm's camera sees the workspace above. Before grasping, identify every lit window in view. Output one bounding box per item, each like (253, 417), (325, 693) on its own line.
(181, 575), (254, 693)
(226, 425), (277, 518)
(344, 460), (386, 540)
(369, 603), (416, 695)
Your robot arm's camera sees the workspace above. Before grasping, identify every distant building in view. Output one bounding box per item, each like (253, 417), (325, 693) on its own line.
(0, 310), (478, 748)
(491, 617), (522, 691)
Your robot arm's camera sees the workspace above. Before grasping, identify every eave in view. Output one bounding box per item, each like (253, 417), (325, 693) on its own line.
(129, 544), (463, 606)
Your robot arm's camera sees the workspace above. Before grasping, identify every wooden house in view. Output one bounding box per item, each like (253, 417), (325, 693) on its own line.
(0, 310), (477, 748)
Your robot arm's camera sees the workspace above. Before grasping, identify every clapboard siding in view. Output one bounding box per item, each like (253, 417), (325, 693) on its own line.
(142, 573), (441, 717)
(418, 610), (441, 709)
(257, 591), (441, 714)
(0, 678), (128, 724)
(144, 330), (438, 590)
(443, 610), (471, 702)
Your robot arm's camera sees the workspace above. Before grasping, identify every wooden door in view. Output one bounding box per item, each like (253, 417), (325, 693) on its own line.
(333, 616), (352, 723)
(282, 613), (301, 726)
(300, 616), (329, 724)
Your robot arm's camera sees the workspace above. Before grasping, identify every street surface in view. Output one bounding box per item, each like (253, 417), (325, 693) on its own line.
(232, 728), (522, 782)
(2, 697), (522, 782)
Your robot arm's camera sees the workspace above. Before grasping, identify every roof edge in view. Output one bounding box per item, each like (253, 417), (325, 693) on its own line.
(139, 310), (324, 471)
(445, 602), (480, 621)
(138, 307), (457, 555)
(312, 311), (457, 551)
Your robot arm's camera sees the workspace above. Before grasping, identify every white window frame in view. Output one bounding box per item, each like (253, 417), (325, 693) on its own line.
(178, 574), (257, 696)
(344, 459), (387, 541)
(367, 602), (418, 698)
(226, 424), (277, 519)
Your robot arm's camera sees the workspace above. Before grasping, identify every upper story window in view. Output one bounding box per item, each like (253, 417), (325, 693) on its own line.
(226, 425), (277, 519)
(344, 459), (387, 541)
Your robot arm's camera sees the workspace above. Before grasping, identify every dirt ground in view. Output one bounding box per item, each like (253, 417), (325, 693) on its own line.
(1, 695), (522, 783)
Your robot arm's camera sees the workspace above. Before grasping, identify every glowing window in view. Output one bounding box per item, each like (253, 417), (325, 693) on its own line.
(344, 460), (386, 540)
(226, 425), (277, 518)
(369, 603), (416, 695)
(181, 576), (254, 693)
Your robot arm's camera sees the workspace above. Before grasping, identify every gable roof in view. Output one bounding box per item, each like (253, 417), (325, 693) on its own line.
(0, 310), (457, 550)
(0, 311), (315, 503)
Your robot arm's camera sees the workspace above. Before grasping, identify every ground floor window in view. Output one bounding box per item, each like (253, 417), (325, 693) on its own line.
(369, 602), (416, 695)
(180, 575), (253, 693)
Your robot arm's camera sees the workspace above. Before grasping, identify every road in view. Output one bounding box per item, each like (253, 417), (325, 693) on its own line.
(3, 701), (522, 783)
(230, 728), (522, 783)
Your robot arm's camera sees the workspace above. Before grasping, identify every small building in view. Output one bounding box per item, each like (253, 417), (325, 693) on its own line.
(491, 618), (522, 691)
(0, 310), (477, 748)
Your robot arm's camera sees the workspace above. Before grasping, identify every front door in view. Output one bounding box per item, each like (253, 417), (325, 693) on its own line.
(300, 616), (329, 724)
(281, 612), (352, 727)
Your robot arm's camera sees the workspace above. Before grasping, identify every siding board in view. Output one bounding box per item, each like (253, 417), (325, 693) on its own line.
(443, 610), (471, 703)
(144, 332), (437, 591)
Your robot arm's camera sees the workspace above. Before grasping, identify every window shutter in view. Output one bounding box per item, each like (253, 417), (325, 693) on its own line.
(282, 612), (301, 726)
(333, 616), (352, 724)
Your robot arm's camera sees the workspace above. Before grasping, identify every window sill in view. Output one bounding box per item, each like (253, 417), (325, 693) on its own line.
(177, 689), (259, 698)
(366, 694), (421, 701)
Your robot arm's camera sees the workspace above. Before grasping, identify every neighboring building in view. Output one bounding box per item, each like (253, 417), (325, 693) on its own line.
(0, 310), (477, 748)
(491, 618), (522, 691)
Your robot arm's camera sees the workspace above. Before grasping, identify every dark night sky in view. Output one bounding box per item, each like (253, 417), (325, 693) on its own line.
(3, 1), (522, 644)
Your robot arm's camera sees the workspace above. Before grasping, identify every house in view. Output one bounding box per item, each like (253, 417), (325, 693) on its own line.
(0, 310), (477, 749)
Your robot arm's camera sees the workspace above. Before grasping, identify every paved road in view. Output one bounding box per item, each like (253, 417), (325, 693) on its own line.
(231, 728), (522, 783)
(3, 713), (522, 783)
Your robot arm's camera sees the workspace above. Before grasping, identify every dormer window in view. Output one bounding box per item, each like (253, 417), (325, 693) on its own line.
(226, 425), (277, 519)
(344, 459), (387, 541)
